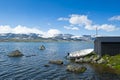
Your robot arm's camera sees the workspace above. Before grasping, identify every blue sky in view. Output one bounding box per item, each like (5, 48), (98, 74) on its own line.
(0, 0), (120, 37)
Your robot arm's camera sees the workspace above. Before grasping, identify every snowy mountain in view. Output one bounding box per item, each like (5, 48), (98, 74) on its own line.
(0, 33), (94, 41)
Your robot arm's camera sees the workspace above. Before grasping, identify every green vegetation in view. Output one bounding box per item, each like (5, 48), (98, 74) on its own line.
(103, 54), (120, 71)
(87, 53), (120, 74)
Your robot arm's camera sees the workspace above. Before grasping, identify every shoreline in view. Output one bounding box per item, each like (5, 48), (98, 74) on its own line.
(68, 52), (120, 74)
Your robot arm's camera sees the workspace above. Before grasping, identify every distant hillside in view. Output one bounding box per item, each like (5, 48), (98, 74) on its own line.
(0, 33), (95, 42)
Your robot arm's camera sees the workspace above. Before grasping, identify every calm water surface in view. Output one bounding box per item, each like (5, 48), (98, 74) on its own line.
(0, 42), (120, 80)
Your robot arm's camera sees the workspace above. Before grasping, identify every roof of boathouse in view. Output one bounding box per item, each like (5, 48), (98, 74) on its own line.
(95, 36), (120, 42)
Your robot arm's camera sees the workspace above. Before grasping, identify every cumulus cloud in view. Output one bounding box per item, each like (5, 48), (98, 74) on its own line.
(69, 14), (92, 26)
(0, 25), (44, 34)
(98, 24), (119, 31)
(59, 14), (119, 32)
(108, 15), (120, 21)
(0, 25), (12, 33)
(64, 26), (79, 30)
(42, 29), (61, 38)
(0, 25), (61, 38)
(13, 25), (43, 34)
(85, 24), (119, 32)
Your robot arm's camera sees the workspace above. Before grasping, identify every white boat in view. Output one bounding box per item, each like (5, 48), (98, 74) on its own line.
(68, 49), (94, 59)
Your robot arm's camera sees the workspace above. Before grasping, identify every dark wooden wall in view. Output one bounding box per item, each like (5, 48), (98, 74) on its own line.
(101, 42), (120, 56)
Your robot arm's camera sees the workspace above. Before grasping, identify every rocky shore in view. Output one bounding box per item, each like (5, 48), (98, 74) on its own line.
(68, 52), (120, 74)
(74, 52), (107, 64)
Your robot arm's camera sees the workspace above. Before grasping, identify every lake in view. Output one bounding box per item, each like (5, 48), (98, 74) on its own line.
(0, 42), (120, 80)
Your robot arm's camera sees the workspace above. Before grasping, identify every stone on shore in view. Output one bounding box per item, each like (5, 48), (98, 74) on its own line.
(92, 55), (100, 62)
(66, 65), (87, 73)
(97, 58), (107, 64)
(49, 60), (63, 65)
(8, 50), (23, 57)
(75, 58), (84, 63)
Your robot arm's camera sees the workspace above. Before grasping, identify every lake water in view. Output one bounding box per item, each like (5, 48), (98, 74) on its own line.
(0, 42), (120, 80)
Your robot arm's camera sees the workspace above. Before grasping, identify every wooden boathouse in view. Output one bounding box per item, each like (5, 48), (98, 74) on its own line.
(94, 37), (120, 56)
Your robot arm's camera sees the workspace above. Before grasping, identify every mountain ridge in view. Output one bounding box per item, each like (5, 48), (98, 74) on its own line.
(0, 33), (95, 42)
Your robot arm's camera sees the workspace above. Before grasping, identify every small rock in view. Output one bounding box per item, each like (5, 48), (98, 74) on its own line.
(44, 64), (50, 67)
(91, 61), (97, 64)
(25, 55), (31, 57)
(39, 45), (45, 50)
(75, 58), (83, 63)
(83, 57), (91, 63)
(89, 55), (94, 60)
(107, 64), (112, 68)
(25, 54), (36, 57)
(8, 50), (23, 57)
(49, 60), (63, 65)
(97, 58), (106, 64)
(92, 55), (100, 62)
(66, 65), (87, 73)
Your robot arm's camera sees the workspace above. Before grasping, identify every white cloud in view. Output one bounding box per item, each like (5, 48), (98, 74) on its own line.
(59, 14), (119, 32)
(0, 25), (12, 33)
(12, 25), (43, 34)
(85, 25), (98, 30)
(85, 24), (119, 32)
(99, 24), (119, 32)
(57, 17), (69, 21)
(0, 25), (43, 34)
(42, 29), (61, 38)
(64, 26), (79, 30)
(0, 25), (61, 38)
(69, 14), (92, 26)
(108, 15), (120, 21)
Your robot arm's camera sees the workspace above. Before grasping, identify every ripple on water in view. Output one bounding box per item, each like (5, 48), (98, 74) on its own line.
(0, 42), (120, 80)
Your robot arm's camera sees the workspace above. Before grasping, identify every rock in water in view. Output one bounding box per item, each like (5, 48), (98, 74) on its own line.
(8, 50), (23, 57)
(44, 64), (50, 67)
(49, 60), (63, 65)
(39, 45), (45, 50)
(66, 65), (87, 73)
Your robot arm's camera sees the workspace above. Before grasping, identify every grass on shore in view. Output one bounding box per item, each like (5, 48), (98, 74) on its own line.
(103, 54), (120, 71)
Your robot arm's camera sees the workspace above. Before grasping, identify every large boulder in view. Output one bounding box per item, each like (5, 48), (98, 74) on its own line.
(8, 50), (23, 57)
(39, 45), (45, 50)
(49, 60), (63, 65)
(66, 65), (87, 73)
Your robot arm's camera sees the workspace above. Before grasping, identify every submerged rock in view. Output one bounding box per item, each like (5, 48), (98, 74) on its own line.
(25, 54), (36, 57)
(66, 65), (87, 73)
(39, 45), (45, 50)
(8, 50), (23, 57)
(49, 60), (63, 65)
(44, 64), (50, 67)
